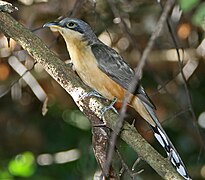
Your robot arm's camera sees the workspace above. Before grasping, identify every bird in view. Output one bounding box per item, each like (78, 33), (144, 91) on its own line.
(43, 18), (191, 179)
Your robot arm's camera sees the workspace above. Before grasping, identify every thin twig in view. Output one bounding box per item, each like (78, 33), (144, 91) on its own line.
(31, 26), (43, 32)
(104, 0), (175, 177)
(116, 149), (141, 179)
(66, 0), (85, 18)
(0, 61), (37, 98)
(117, 150), (134, 179)
(159, 0), (205, 150)
(106, 0), (140, 50)
(132, 157), (142, 171)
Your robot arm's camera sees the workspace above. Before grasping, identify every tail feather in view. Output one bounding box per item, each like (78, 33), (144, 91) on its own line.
(142, 102), (191, 180)
(131, 94), (191, 179)
(151, 125), (171, 153)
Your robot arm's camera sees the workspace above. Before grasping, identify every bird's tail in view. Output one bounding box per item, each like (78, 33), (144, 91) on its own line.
(132, 97), (191, 180)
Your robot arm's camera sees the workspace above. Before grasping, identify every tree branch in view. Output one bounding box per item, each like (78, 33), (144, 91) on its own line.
(0, 3), (182, 179)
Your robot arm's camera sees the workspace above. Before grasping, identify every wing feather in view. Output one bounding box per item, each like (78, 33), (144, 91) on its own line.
(91, 43), (155, 109)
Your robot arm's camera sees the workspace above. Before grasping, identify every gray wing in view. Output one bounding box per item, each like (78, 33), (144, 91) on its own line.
(91, 43), (156, 109)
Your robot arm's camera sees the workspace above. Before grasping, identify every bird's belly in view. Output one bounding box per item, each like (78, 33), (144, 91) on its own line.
(71, 48), (125, 101)
(78, 66), (125, 100)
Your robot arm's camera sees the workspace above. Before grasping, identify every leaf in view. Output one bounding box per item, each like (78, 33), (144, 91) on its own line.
(8, 152), (36, 177)
(192, 2), (205, 29)
(178, 0), (199, 12)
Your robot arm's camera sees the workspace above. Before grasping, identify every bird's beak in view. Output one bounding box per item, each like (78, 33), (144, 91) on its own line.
(43, 21), (60, 28)
(43, 22), (61, 32)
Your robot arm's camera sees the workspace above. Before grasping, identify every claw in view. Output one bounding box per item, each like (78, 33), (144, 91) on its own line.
(93, 123), (107, 127)
(79, 91), (118, 117)
(100, 97), (118, 117)
(79, 90), (104, 101)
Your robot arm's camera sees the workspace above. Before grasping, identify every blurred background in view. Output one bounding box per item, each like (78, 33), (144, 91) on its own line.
(0, 0), (205, 179)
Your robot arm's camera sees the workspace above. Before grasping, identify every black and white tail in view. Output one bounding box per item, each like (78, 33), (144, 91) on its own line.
(142, 102), (191, 180)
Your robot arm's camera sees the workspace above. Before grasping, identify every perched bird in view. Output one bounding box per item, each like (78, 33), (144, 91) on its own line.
(43, 18), (191, 179)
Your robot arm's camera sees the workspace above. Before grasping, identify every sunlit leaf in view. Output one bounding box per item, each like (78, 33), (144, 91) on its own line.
(8, 152), (36, 177)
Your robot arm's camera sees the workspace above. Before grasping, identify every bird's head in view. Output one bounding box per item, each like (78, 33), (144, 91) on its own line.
(43, 18), (98, 45)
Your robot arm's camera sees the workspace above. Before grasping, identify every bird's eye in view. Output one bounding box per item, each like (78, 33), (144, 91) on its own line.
(66, 22), (77, 28)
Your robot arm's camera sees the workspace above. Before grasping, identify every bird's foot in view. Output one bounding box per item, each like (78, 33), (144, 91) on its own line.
(100, 97), (118, 117)
(65, 59), (73, 64)
(79, 90), (105, 101)
(79, 91), (118, 117)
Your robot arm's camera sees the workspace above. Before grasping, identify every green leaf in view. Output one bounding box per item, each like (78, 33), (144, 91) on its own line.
(0, 169), (13, 180)
(8, 151), (36, 177)
(192, 2), (205, 30)
(178, 0), (199, 12)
